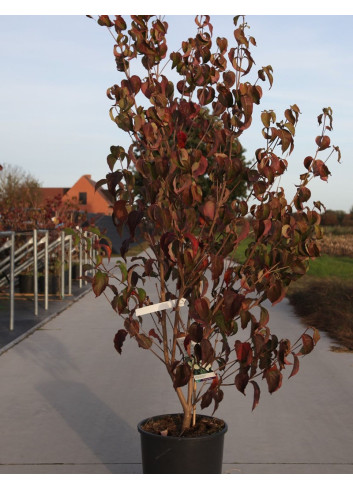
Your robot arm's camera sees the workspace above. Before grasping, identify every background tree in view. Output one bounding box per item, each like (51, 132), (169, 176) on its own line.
(0, 163), (41, 211)
(132, 108), (251, 201)
(0, 163), (87, 232)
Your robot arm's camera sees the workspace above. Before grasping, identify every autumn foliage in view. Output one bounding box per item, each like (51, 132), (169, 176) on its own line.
(79, 15), (340, 431)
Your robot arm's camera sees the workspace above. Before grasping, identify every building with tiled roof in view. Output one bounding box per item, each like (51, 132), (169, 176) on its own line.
(41, 175), (113, 215)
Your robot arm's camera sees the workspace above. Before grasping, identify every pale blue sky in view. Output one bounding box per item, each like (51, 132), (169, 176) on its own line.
(0, 9), (352, 211)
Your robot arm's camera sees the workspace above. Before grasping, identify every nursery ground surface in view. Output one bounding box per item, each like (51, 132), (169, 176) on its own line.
(141, 414), (225, 437)
(0, 254), (352, 474)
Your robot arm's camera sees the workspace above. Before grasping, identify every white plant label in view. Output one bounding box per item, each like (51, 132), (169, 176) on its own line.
(135, 298), (186, 317)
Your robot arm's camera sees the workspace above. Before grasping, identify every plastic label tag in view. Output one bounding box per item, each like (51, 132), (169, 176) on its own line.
(177, 338), (217, 383)
(136, 298), (186, 317)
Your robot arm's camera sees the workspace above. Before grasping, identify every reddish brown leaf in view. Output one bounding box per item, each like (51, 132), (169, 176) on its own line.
(188, 322), (204, 343)
(129, 75), (141, 94)
(277, 339), (291, 369)
(212, 387), (224, 414)
(223, 290), (244, 321)
(136, 334), (153, 350)
(99, 243), (112, 260)
(113, 200), (128, 223)
(98, 15), (114, 27)
(114, 330), (128, 354)
(303, 156), (313, 170)
(250, 380), (260, 411)
(263, 364), (283, 394)
(173, 363), (191, 388)
(149, 328), (162, 344)
(312, 327), (320, 345)
(223, 70), (236, 88)
(177, 131), (187, 148)
(124, 318), (139, 337)
(224, 268), (233, 286)
(127, 264), (139, 290)
(200, 338), (215, 365)
(312, 159), (331, 181)
(202, 200), (216, 220)
(259, 307), (269, 327)
(114, 15), (127, 31)
(267, 280), (286, 305)
(192, 155), (208, 178)
(210, 375), (219, 390)
(299, 333), (314, 355)
(120, 238), (132, 261)
(92, 270), (109, 297)
(252, 333), (266, 356)
(235, 218), (250, 244)
(211, 254), (224, 281)
(289, 353), (300, 379)
(201, 389), (213, 409)
(298, 186), (311, 203)
(143, 258), (155, 277)
(194, 297), (210, 322)
(315, 135), (331, 151)
(235, 340), (253, 366)
(184, 233), (199, 257)
(235, 371), (249, 395)
(127, 210), (143, 238)
(95, 178), (107, 191)
(160, 232), (177, 262)
(197, 86), (215, 105)
(262, 219), (272, 237)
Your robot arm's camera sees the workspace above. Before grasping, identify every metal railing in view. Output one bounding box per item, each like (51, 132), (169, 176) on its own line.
(0, 228), (94, 331)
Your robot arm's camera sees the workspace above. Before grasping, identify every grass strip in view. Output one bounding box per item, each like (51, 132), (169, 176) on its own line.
(307, 254), (353, 279)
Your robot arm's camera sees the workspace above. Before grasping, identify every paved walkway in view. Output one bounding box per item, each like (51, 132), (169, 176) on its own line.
(0, 262), (352, 474)
(0, 282), (91, 351)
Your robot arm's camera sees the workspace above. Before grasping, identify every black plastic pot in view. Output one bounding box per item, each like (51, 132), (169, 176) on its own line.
(137, 414), (227, 474)
(38, 273), (68, 294)
(72, 263), (80, 279)
(18, 274), (34, 294)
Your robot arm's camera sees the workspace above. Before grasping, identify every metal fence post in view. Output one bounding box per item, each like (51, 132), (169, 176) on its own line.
(68, 234), (72, 296)
(61, 230), (65, 299)
(33, 229), (38, 316)
(84, 230), (88, 284)
(79, 231), (82, 289)
(89, 234), (94, 275)
(9, 232), (15, 331)
(44, 230), (49, 310)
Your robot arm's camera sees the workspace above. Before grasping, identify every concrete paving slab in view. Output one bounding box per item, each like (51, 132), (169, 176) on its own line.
(0, 255), (352, 474)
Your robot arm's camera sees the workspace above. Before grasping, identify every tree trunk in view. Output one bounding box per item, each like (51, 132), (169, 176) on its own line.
(177, 377), (194, 432)
(182, 408), (193, 431)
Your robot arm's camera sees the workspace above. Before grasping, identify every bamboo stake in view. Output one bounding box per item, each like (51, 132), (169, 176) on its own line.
(192, 380), (197, 426)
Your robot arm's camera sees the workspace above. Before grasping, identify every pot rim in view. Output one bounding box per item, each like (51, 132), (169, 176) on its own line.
(137, 413), (228, 441)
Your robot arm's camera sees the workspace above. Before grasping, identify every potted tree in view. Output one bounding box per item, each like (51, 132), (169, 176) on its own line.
(73, 15), (341, 473)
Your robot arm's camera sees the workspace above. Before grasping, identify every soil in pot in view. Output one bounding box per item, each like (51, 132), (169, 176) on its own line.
(140, 413), (225, 437)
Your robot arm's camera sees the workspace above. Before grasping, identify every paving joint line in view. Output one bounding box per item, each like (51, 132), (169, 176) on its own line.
(0, 462), (352, 466)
